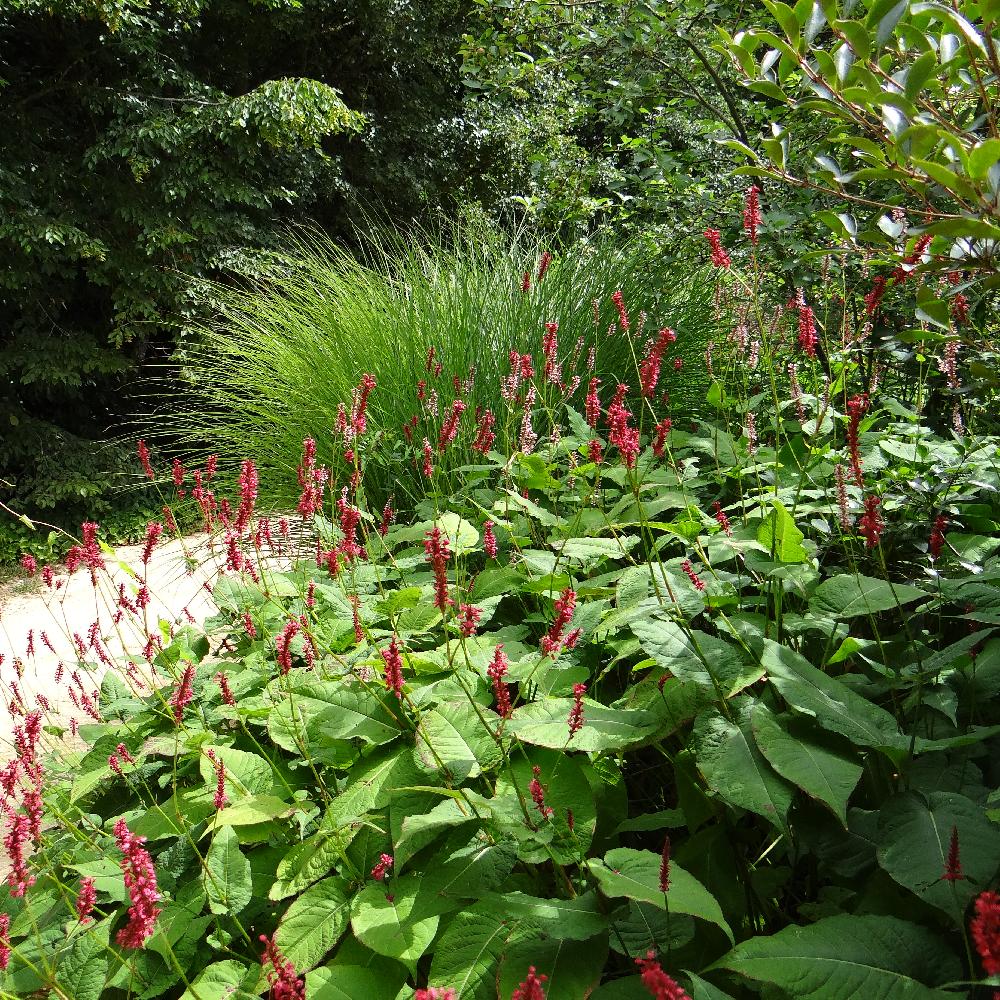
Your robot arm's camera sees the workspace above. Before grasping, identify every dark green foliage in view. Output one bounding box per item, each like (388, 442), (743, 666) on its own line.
(0, 0), (473, 529)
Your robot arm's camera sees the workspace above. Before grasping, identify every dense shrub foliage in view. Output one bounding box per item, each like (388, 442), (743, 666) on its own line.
(3, 225), (1000, 997)
(0, 0), (475, 536)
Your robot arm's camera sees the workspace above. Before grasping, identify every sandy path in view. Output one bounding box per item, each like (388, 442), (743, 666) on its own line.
(0, 534), (222, 752)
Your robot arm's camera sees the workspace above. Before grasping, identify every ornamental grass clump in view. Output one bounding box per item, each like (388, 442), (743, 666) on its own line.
(2, 204), (999, 997)
(157, 218), (717, 514)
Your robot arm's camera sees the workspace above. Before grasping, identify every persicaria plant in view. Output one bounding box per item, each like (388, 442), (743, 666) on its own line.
(2, 226), (999, 1000)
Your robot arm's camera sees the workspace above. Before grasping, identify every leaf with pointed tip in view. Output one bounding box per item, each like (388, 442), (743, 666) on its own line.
(712, 914), (960, 999)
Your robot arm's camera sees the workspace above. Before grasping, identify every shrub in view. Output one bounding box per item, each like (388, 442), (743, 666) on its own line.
(3, 220), (999, 998)
(165, 221), (719, 513)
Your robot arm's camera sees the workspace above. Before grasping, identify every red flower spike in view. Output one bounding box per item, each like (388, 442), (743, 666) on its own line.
(681, 560), (706, 592)
(659, 834), (671, 893)
(635, 952), (691, 999)
(381, 638), (405, 699)
(798, 304), (818, 358)
(743, 185), (762, 245)
(859, 494), (884, 549)
(170, 663), (195, 723)
(458, 603), (481, 638)
(215, 672), (236, 706)
(483, 520), (498, 559)
(537, 251), (553, 282)
(541, 587), (577, 656)
(611, 289), (629, 331)
(585, 378), (602, 428)
(488, 645), (512, 718)
(260, 934), (306, 1000)
(114, 819), (161, 948)
(640, 327), (676, 398)
(943, 824), (963, 882)
(511, 965), (548, 1000)
(0, 913), (9, 971)
(424, 526), (452, 612)
(529, 766), (554, 820)
(137, 439), (155, 479)
(971, 891), (1000, 981)
(929, 514), (947, 561)
(76, 875), (97, 924)
(567, 683), (586, 738)
(704, 229), (731, 269)
(371, 853), (393, 881)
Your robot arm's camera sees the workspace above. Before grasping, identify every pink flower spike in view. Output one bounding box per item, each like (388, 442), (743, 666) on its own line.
(483, 521), (498, 559)
(137, 439), (155, 479)
(260, 934), (306, 1000)
(567, 683), (586, 739)
(371, 853), (393, 881)
(381, 638), (405, 699)
(77, 876), (97, 924)
(529, 766), (554, 820)
(488, 645), (512, 718)
(511, 965), (548, 1000)
(114, 819), (161, 948)
(635, 951), (691, 999)
(704, 229), (731, 269)
(170, 663), (195, 723)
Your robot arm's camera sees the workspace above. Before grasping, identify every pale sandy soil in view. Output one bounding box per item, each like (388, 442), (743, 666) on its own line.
(0, 534), (222, 753)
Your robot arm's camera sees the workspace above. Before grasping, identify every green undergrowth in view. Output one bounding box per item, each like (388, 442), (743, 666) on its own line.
(4, 253), (1000, 1000)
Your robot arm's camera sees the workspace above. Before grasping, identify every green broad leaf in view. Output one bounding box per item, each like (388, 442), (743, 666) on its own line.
(609, 901), (696, 958)
(969, 138), (1000, 180)
(809, 573), (927, 618)
(630, 618), (764, 697)
(328, 746), (426, 825)
(554, 535), (638, 563)
(498, 489), (564, 527)
(55, 919), (110, 1000)
(499, 933), (608, 1000)
(271, 679), (402, 746)
(376, 586), (422, 617)
(876, 791), (1000, 922)
(692, 701), (795, 832)
(686, 972), (737, 999)
(198, 745), (274, 797)
(589, 847), (734, 943)
(415, 703), (502, 781)
(178, 961), (256, 1000)
(509, 698), (659, 752)
(351, 876), (440, 967)
(759, 639), (907, 753)
(205, 826), (253, 915)
(271, 816), (354, 900)
(750, 702), (862, 824)
(131, 790), (215, 841)
(395, 797), (482, 867)
(429, 905), (523, 1000)
(275, 878), (352, 971)
(210, 794), (299, 829)
(436, 511), (480, 554)
(757, 501), (808, 563)
(493, 747), (598, 864)
(712, 914), (961, 999)
(306, 964), (405, 1000)
(489, 891), (610, 941)
(397, 602), (443, 634)
(420, 836), (518, 903)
